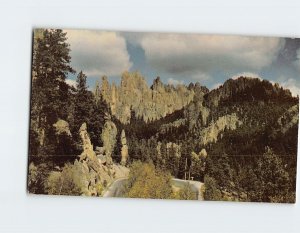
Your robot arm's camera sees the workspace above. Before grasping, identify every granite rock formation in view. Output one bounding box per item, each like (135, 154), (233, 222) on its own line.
(101, 120), (118, 165)
(120, 129), (129, 166)
(49, 122), (129, 196)
(200, 113), (242, 145)
(95, 71), (195, 124)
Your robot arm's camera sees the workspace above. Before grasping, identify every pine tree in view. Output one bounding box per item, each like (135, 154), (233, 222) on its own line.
(72, 71), (109, 148)
(255, 148), (292, 202)
(73, 71), (93, 138)
(30, 29), (75, 154)
(89, 94), (108, 147)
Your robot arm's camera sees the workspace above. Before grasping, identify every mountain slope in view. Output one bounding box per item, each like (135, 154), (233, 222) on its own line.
(114, 74), (298, 202)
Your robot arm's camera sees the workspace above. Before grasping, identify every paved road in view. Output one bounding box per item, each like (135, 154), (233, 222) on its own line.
(102, 177), (127, 198)
(171, 178), (204, 200)
(103, 177), (204, 200)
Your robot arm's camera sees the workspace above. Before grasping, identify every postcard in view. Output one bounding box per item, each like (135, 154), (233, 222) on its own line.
(28, 29), (299, 203)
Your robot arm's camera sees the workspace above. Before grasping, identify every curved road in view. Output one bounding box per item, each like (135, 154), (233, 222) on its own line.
(171, 178), (204, 200)
(103, 177), (204, 200)
(102, 177), (128, 198)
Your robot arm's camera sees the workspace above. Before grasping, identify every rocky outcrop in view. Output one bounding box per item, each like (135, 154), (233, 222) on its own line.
(54, 122), (130, 196)
(53, 119), (72, 136)
(69, 159), (129, 196)
(79, 123), (96, 161)
(101, 120), (118, 165)
(200, 113), (242, 145)
(120, 129), (129, 165)
(95, 71), (196, 124)
(184, 90), (210, 130)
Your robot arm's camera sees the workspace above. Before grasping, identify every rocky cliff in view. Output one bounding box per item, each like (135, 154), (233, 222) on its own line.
(101, 120), (118, 165)
(200, 113), (242, 145)
(67, 123), (128, 196)
(95, 71), (196, 124)
(95, 73), (298, 157)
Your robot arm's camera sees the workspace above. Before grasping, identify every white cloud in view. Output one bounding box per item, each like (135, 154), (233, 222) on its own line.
(294, 49), (300, 72)
(128, 33), (284, 81)
(190, 72), (211, 81)
(280, 78), (300, 97)
(65, 30), (132, 77)
(168, 78), (184, 85)
(231, 72), (262, 80)
(65, 79), (77, 88)
(212, 82), (222, 89)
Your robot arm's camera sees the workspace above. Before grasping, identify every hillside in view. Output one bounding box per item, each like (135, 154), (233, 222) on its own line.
(108, 73), (298, 202)
(29, 67), (299, 202)
(92, 72), (298, 159)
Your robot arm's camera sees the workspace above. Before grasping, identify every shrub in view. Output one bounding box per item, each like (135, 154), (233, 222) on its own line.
(123, 161), (174, 199)
(174, 183), (197, 200)
(45, 163), (81, 196)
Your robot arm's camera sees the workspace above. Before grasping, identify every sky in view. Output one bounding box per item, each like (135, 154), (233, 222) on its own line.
(64, 29), (300, 96)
